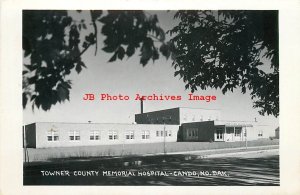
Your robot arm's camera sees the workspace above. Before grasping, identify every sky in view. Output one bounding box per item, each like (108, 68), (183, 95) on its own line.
(23, 10), (279, 134)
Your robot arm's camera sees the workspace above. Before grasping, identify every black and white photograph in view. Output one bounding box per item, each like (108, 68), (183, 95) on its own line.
(21, 9), (280, 186)
(2, 0), (300, 194)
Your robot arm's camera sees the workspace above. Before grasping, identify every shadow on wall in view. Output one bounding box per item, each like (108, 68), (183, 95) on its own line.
(177, 126), (183, 142)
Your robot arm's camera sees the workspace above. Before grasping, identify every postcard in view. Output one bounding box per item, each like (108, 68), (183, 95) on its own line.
(1, 0), (300, 194)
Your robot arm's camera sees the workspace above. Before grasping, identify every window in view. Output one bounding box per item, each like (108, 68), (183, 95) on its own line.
(187, 128), (198, 138)
(157, 130), (170, 137)
(142, 131), (150, 139)
(90, 130), (100, 140)
(125, 131), (134, 140)
(108, 131), (118, 140)
(258, 131), (263, 137)
(69, 130), (80, 141)
(47, 130), (59, 141)
(227, 127), (234, 134)
(235, 127), (242, 136)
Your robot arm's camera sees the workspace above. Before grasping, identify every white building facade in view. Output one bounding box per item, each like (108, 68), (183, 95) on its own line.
(24, 122), (179, 148)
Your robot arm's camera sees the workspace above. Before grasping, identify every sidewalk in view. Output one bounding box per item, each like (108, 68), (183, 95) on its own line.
(145, 145), (279, 157)
(204, 148), (279, 158)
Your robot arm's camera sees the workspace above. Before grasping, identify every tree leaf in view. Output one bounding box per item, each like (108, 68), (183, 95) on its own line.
(126, 45), (135, 57)
(108, 52), (118, 62)
(24, 64), (37, 71)
(102, 46), (116, 53)
(23, 93), (28, 109)
(75, 63), (82, 73)
(117, 47), (125, 60)
(159, 43), (170, 59)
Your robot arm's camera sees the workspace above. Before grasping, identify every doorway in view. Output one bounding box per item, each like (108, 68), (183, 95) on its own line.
(215, 128), (224, 141)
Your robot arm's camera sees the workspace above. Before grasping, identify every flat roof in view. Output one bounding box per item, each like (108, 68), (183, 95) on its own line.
(215, 120), (253, 127)
(135, 107), (220, 115)
(24, 122), (179, 126)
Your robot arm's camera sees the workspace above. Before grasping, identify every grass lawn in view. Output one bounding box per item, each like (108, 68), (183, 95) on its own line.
(24, 138), (279, 162)
(23, 150), (279, 185)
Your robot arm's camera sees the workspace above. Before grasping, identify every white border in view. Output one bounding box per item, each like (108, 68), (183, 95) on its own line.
(1, 0), (300, 194)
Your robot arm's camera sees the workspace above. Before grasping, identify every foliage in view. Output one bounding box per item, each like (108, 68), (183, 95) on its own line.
(23, 11), (89, 110)
(99, 11), (167, 65)
(22, 10), (279, 117)
(168, 11), (279, 116)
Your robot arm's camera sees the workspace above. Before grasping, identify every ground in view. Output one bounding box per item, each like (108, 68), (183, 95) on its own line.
(23, 149), (279, 186)
(24, 139), (279, 162)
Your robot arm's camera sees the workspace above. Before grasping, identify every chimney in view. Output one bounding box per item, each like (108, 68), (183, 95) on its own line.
(140, 99), (143, 114)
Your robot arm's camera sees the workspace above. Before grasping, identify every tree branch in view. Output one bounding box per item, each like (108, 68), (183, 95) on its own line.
(147, 34), (163, 43)
(90, 11), (98, 55)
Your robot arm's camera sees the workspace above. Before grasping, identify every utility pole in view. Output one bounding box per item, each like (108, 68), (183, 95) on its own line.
(162, 116), (171, 155)
(245, 126), (248, 149)
(122, 132), (125, 156)
(163, 122), (166, 155)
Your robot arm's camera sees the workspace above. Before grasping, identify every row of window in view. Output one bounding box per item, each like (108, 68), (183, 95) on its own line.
(187, 128), (198, 138)
(156, 130), (172, 137)
(145, 115), (220, 124)
(182, 115), (219, 122)
(147, 117), (172, 124)
(188, 127), (245, 139)
(47, 130), (172, 142)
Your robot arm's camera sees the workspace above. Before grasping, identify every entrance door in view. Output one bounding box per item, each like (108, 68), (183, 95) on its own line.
(215, 129), (224, 141)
